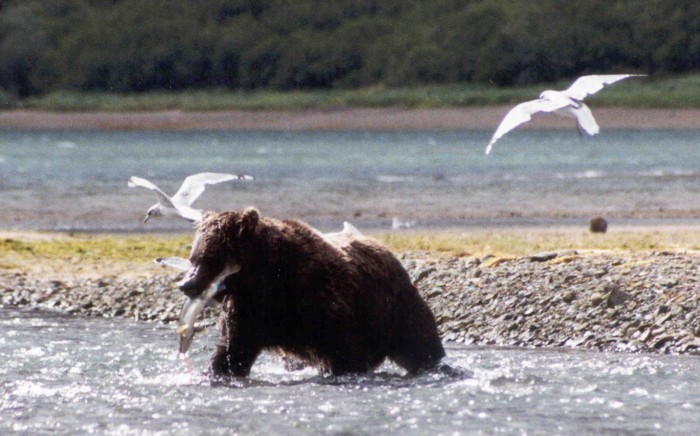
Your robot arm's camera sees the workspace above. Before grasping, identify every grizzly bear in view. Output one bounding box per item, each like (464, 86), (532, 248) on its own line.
(179, 208), (445, 377)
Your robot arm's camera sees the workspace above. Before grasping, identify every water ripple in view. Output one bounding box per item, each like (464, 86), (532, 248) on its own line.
(1, 308), (700, 434)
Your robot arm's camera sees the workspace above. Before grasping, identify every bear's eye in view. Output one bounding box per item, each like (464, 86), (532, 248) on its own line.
(200, 253), (226, 269)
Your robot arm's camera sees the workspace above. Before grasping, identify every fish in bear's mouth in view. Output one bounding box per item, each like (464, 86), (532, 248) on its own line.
(155, 257), (239, 355)
(176, 262), (241, 354)
(176, 283), (222, 355)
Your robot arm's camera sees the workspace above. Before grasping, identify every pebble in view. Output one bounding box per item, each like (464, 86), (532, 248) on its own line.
(403, 251), (700, 356)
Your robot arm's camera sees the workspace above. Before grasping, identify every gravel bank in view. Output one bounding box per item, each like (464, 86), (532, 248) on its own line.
(403, 251), (700, 355)
(2, 250), (699, 356)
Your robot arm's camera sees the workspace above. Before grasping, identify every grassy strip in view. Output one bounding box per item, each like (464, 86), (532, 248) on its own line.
(378, 227), (700, 257)
(2, 228), (700, 269)
(7, 75), (700, 112)
(0, 233), (192, 265)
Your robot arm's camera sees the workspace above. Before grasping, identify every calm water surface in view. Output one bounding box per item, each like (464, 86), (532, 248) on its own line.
(1, 129), (699, 231)
(1, 307), (698, 435)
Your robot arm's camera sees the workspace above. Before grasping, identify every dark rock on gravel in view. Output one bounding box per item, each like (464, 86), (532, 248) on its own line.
(589, 217), (608, 233)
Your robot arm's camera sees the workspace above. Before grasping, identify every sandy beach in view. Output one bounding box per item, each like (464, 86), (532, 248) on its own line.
(2, 107), (700, 131)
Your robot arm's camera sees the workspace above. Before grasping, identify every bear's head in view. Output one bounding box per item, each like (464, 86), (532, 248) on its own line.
(179, 207), (260, 298)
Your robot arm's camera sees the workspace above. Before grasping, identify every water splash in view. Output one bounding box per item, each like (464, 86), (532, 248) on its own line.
(1, 309), (699, 434)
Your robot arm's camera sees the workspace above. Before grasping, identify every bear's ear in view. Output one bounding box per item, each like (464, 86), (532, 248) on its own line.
(238, 207), (260, 235)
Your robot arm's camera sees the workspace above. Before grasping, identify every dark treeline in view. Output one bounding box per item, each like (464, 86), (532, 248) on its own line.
(1, 0), (698, 97)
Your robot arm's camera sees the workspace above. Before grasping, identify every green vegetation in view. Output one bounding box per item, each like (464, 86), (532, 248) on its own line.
(1, 0), (698, 101)
(7, 74), (700, 111)
(1, 234), (191, 264)
(0, 83), (554, 111)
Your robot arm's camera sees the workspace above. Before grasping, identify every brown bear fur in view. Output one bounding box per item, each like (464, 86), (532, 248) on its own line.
(180, 208), (445, 377)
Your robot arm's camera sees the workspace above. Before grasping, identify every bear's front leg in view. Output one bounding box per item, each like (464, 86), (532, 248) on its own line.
(209, 341), (261, 377)
(209, 299), (262, 377)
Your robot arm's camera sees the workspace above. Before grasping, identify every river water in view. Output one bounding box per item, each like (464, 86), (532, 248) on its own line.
(2, 129), (700, 231)
(2, 128), (700, 434)
(1, 307), (698, 435)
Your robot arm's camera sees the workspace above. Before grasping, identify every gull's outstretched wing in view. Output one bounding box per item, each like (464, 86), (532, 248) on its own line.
(564, 74), (644, 101)
(154, 257), (192, 271)
(340, 221), (363, 237)
(128, 176), (175, 208)
(172, 172), (254, 207)
(321, 221), (363, 243)
(177, 206), (203, 223)
(485, 98), (568, 154)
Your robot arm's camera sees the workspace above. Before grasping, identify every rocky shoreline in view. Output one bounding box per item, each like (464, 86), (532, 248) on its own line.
(2, 250), (700, 356)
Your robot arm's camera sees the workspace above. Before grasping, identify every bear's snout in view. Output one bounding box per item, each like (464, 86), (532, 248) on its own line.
(178, 266), (211, 298)
(178, 261), (241, 298)
(179, 278), (201, 298)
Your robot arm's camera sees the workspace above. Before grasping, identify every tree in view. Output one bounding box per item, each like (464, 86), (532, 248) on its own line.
(0, 0), (696, 95)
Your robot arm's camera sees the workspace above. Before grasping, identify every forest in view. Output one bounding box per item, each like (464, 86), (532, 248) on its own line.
(0, 0), (698, 97)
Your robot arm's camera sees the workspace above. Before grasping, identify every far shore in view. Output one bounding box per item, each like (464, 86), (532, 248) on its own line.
(1, 107), (700, 131)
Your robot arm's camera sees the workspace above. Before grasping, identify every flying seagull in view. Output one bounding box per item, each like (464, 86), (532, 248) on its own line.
(485, 74), (645, 154)
(128, 172), (253, 223)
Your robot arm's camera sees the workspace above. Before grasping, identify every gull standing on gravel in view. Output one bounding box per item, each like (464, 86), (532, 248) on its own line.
(128, 172), (253, 223)
(485, 74), (645, 154)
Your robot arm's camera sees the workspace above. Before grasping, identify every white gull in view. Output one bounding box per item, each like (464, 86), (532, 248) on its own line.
(485, 74), (645, 154)
(128, 172), (253, 223)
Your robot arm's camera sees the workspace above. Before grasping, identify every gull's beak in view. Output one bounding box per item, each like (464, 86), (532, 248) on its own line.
(143, 214), (150, 223)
